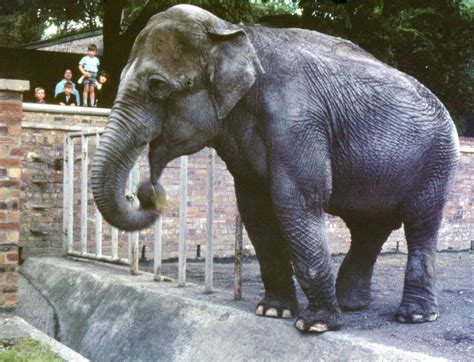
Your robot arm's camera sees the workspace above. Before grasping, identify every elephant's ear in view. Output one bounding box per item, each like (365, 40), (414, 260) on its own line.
(207, 27), (264, 120)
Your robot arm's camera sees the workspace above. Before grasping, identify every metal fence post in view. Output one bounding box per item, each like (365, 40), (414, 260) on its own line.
(154, 215), (163, 281)
(95, 133), (103, 257)
(80, 132), (89, 255)
(129, 162), (140, 275)
(66, 136), (74, 253)
(205, 148), (215, 293)
(178, 155), (188, 287)
(111, 227), (119, 260)
(234, 212), (243, 300)
(63, 135), (70, 255)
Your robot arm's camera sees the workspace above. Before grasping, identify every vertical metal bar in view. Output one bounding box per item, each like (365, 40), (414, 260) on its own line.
(127, 170), (132, 262)
(63, 135), (70, 255)
(111, 227), (119, 260)
(154, 215), (163, 281)
(95, 133), (103, 257)
(66, 136), (74, 253)
(234, 212), (243, 300)
(129, 162), (140, 275)
(80, 132), (89, 254)
(178, 155), (188, 287)
(204, 148), (215, 293)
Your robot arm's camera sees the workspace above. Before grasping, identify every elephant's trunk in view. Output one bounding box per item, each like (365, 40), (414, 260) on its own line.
(92, 111), (158, 231)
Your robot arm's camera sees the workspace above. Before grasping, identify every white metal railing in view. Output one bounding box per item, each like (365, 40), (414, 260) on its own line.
(62, 130), (228, 292)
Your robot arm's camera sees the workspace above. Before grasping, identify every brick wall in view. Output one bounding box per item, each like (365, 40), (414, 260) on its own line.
(18, 108), (474, 262)
(0, 79), (29, 313)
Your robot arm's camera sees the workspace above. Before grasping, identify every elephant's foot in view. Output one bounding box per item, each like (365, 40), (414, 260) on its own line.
(396, 298), (439, 323)
(255, 295), (297, 319)
(336, 281), (372, 311)
(294, 304), (342, 333)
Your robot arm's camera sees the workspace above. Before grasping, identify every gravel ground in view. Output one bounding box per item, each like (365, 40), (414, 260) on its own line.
(141, 251), (473, 361)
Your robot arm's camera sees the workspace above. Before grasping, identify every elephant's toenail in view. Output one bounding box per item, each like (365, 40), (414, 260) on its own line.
(309, 323), (328, 333)
(411, 314), (424, 323)
(425, 313), (438, 322)
(295, 319), (305, 331)
(265, 308), (278, 317)
(397, 315), (407, 323)
(256, 305), (264, 316)
(282, 310), (293, 319)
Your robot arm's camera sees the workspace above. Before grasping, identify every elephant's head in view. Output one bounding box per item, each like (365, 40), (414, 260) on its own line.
(92, 5), (263, 231)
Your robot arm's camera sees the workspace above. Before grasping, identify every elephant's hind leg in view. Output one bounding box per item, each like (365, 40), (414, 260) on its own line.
(397, 204), (444, 324)
(235, 182), (297, 319)
(398, 165), (456, 323)
(336, 218), (393, 311)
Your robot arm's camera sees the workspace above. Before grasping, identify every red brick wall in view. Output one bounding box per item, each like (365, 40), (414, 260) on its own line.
(18, 109), (474, 261)
(0, 79), (29, 313)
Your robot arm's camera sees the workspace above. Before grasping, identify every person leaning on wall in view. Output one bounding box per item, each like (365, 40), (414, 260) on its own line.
(54, 68), (81, 105)
(55, 82), (77, 106)
(34, 87), (46, 104)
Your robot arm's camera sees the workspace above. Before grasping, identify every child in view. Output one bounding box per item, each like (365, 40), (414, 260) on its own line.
(34, 87), (46, 104)
(79, 43), (100, 107)
(55, 82), (77, 106)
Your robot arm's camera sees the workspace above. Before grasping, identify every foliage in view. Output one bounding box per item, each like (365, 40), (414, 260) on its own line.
(0, 0), (102, 46)
(0, 337), (63, 362)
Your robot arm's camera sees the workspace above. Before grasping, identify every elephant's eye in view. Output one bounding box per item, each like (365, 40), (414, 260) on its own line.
(148, 76), (172, 100)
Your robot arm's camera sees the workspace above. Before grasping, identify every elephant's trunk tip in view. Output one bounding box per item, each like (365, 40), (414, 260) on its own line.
(137, 181), (172, 215)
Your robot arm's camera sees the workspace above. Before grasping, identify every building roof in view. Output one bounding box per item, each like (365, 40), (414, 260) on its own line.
(20, 29), (102, 50)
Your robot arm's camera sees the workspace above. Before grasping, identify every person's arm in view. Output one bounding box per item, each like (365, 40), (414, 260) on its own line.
(79, 64), (91, 78)
(70, 95), (77, 106)
(56, 93), (65, 106)
(54, 82), (62, 97)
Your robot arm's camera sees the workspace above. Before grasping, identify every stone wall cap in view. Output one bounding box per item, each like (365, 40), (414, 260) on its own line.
(23, 103), (110, 116)
(0, 79), (30, 92)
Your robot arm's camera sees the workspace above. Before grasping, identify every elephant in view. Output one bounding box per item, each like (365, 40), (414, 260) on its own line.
(91, 5), (460, 333)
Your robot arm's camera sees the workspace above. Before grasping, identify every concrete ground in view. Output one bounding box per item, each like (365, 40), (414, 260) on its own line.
(141, 251), (473, 361)
(19, 256), (451, 361)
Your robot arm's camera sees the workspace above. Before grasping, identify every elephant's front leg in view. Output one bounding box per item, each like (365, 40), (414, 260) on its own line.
(271, 168), (342, 333)
(235, 181), (297, 319)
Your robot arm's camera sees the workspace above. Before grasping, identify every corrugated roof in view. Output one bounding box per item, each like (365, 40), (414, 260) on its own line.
(20, 29), (102, 49)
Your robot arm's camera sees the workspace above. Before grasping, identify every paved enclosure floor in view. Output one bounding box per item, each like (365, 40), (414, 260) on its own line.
(141, 251), (473, 361)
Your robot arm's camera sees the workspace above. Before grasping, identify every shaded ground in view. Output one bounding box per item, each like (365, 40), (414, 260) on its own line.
(141, 251), (473, 361)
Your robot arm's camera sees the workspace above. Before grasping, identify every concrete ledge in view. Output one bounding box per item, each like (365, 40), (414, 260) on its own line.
(20, 258), (445, 361)
(23, 103), (110, 116)
(0, 79), (30, 92)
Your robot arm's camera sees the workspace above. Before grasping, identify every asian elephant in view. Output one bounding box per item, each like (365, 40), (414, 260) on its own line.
(91, 5), (459, 333)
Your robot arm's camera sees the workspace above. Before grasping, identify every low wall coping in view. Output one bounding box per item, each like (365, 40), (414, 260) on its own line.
(23, 103), (110, 116)
(0, 79), (30, 92)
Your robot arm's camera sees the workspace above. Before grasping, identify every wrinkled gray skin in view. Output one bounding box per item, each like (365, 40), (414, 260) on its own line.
(92, 5), (460, 333)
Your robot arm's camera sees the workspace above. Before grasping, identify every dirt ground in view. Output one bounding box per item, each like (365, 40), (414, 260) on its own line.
(141, 251), (473, 361)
